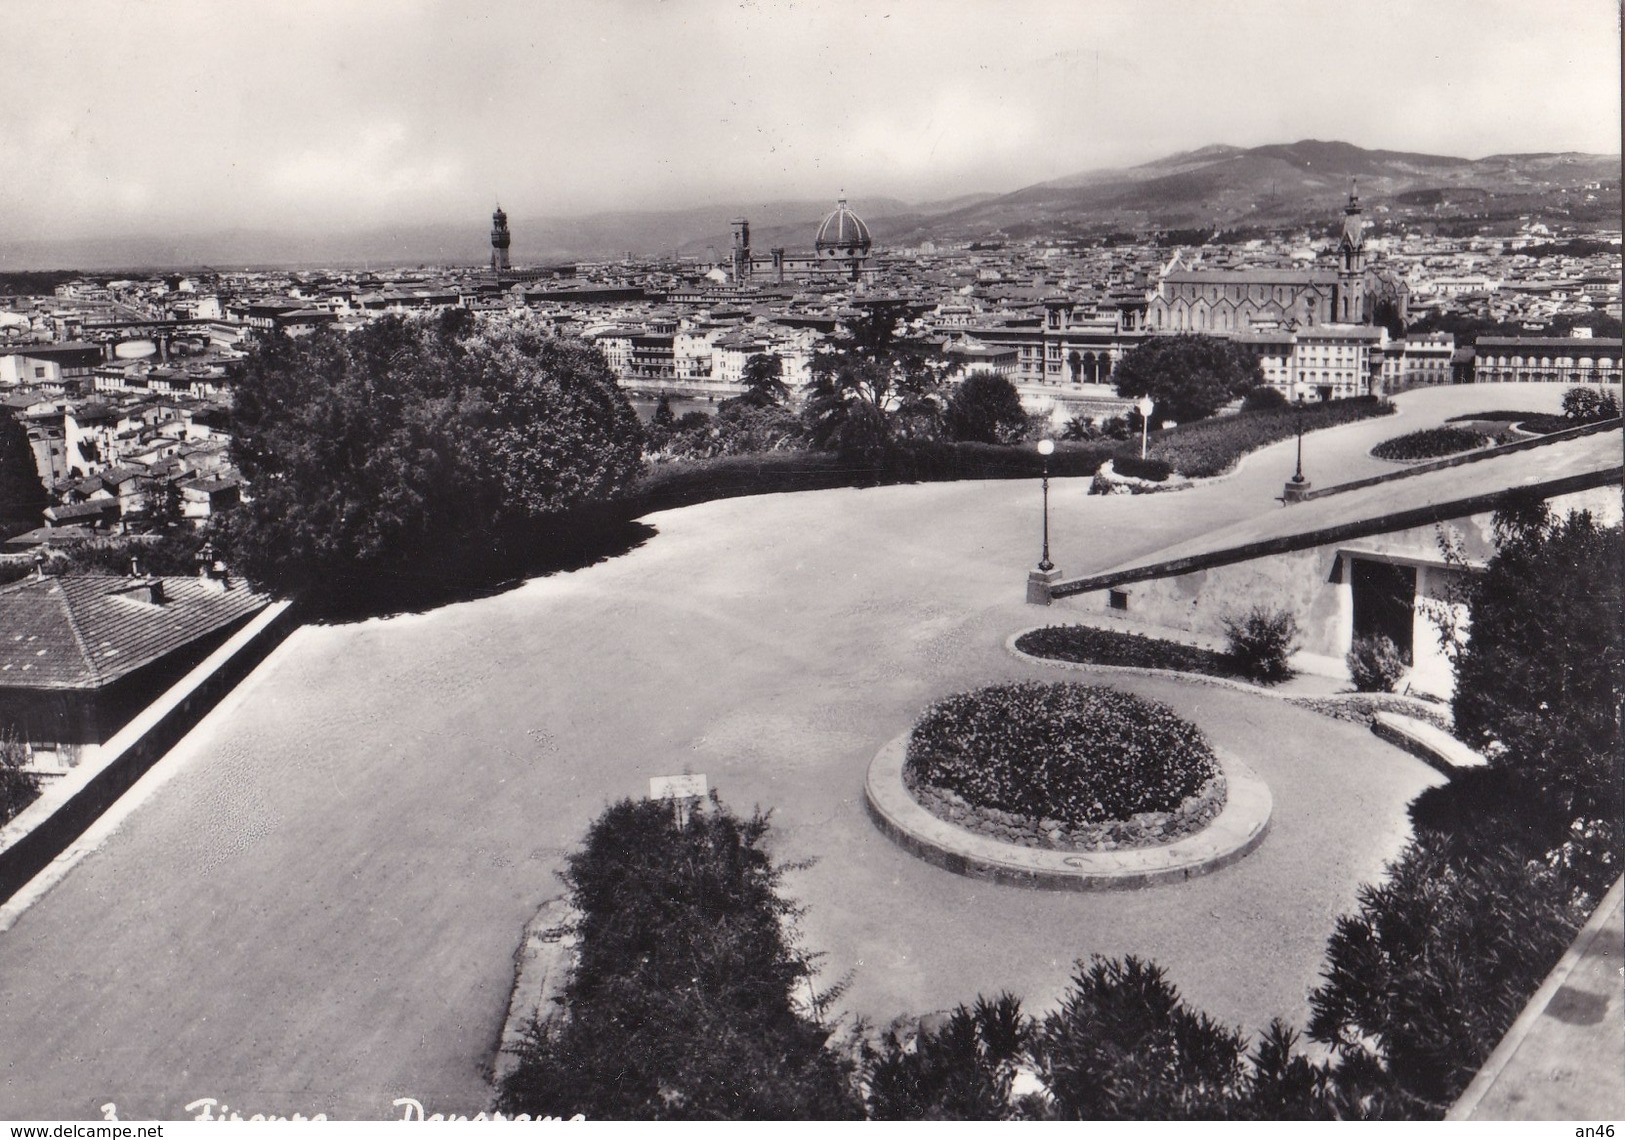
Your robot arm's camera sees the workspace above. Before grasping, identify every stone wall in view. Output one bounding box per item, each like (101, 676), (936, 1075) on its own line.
(903, 769), (1227, 852)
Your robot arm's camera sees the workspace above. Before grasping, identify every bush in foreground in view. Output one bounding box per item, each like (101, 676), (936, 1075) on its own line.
(1346, 634), (1407, 693)
(1221, 606), (1299, 684)
(1307, 841), (1598, 1118)
(906, 682), (1218, 826)
(496, 794), (860, 1120)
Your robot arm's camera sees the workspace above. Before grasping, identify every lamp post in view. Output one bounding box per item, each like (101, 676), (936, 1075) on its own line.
(1136, 395), (1154, 461)
(1283, 391), (1312, 503)
(1036, 438), (1055, 572)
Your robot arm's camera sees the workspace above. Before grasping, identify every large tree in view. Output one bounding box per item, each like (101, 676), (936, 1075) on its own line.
(227, 311), (643, 597)
(738, 352), (790, 409)
(0, 413), (46, 540)
(1112, 334), (1263, 425)
(802, 302), (946, 462)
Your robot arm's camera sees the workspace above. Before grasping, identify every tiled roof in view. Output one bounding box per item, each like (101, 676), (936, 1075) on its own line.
(1163, 269), (1335, 284)
(0, 573), (269, 690)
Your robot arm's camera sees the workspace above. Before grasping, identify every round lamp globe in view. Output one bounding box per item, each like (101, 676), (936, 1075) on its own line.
(1037, 439), (1056, 457)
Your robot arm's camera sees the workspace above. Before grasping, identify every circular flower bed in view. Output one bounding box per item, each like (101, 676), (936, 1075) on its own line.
(1370, 426), (1491, 462)
(904, 682), (1226, 851)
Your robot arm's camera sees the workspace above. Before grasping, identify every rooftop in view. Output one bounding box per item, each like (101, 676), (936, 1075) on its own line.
(0, 572), (269, 690)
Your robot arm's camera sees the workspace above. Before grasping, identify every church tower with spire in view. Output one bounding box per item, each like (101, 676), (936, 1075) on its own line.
(1335, 181), (1366, 323)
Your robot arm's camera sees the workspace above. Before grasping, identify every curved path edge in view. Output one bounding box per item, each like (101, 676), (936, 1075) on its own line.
(863, 732), (1272, 892)
(1003, 628), (1448, 721)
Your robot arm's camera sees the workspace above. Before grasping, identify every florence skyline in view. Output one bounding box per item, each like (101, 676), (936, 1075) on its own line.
(1, 0), (1619, 248)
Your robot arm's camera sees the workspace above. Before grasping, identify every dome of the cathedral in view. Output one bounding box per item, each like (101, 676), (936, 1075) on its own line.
(815, 198), (872, 253)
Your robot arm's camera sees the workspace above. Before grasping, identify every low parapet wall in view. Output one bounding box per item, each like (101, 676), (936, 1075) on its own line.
(0, 597), (300, 906)
(1304, 417), (1622, 502)
(1040, 464), (1621, 602)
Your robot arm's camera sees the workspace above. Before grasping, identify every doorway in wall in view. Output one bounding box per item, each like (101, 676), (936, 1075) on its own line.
(1350, 558), (1416, 663)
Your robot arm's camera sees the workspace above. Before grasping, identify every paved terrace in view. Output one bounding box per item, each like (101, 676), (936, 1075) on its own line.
(1048, 421), (1623, 598)
(0, 384), (1583, 1120)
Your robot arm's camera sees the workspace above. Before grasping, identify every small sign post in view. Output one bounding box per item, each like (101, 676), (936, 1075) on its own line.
(649, 773), (708, 829)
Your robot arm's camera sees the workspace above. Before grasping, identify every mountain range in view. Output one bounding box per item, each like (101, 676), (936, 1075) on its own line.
(4, 140), (1618, 272)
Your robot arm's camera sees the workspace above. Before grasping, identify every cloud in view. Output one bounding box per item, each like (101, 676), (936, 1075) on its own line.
(264, 121), (465, 221)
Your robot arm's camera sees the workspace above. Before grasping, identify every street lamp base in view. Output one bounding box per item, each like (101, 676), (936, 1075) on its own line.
(1027, 565), (1063, 605)
(1282, 478), (1313, 503)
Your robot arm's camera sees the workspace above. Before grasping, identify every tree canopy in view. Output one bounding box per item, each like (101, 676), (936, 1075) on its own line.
(226, 312), (643, 599)
(944, 371), (1029, 444)
(1449, 505), (1622, 819)
(1112, 335), (1263, 425)
(739, 352), (791, 409)
(802, 303), (947, 462)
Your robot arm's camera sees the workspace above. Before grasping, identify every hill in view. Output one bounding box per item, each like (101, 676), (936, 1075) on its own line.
(886, 139), (1620, 244)
(1, 140), (1615, 271)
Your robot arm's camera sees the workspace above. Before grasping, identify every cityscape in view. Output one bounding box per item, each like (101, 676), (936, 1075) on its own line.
(0, 0), (1620, 1126)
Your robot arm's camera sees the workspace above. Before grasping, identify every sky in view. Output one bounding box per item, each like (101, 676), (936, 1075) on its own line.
(1, 0), (1619, 243)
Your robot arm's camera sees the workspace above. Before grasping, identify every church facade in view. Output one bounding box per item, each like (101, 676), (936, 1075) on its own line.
(1146, 187), (1405, 334)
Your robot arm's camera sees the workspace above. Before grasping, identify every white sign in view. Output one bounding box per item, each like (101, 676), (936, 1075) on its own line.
(649, 773), (708, 801)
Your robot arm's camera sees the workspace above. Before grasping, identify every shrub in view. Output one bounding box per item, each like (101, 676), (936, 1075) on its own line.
(865, 994), (1032, 1120)
(1307, 841), (1595, 1118)
(905, 682), (1219, 827)
(1561, 385), (1621, 424)
(0, 730), (40, 826)
(656, 401), (804, 460)
(1035, 955), (1245, 1119)
(496, 794), (860, 1120)
(1346, 634), (1407, 693)
(1370, 427), (1490, 462)
(1221, 607), (1299, 684)
(1111, 455), (1173, 482)
(1060, 417), (1099, 442)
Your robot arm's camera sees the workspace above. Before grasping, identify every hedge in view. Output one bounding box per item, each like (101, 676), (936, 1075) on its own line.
(1370, 427), (1491, 462)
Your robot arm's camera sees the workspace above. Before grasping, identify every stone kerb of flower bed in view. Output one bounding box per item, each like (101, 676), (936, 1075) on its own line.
(1087, 459), (1191, 496)
(903, 681), (1227, 853)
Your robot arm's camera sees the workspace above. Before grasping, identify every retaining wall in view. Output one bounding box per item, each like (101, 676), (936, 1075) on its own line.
(0, 598), (300, 904)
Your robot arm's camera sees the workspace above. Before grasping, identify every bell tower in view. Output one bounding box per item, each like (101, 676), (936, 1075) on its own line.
(730, 219), (752, 283)
(1336, 182), (1365, 323)
(490, 204), (512, 274)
